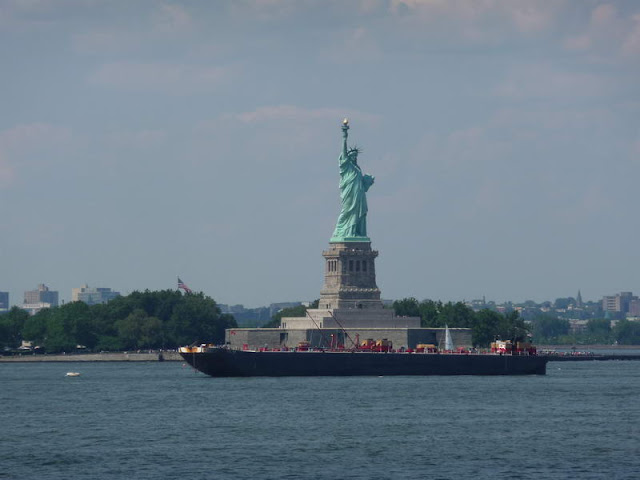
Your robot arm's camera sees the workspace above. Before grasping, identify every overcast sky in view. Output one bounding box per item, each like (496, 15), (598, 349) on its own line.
(1, 0), (639, 308)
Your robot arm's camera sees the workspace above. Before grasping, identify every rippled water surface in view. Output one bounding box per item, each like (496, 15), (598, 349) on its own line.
(1, 360), (639, 479)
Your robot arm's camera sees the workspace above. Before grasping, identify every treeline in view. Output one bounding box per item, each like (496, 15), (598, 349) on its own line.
(0, 290), (236, 353)
(392, 298), (529, 346)
(529, 313), (640, 345)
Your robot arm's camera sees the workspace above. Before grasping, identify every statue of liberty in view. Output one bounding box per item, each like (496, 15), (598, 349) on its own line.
(331, 119), (375, 242)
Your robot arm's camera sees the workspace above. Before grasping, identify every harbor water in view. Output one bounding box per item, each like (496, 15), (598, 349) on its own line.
(1, 360), (639, 479)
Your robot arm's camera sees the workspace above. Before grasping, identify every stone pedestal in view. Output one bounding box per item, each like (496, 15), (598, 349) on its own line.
(318, 241), (381, 310)
(282, 240), (421, 330)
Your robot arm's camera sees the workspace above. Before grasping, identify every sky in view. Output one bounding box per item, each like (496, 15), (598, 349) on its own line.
(1, 0), (639, 308)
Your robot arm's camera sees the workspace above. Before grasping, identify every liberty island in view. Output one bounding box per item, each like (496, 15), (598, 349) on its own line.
(221, 119), (464, 351)
(179, 120), (546, 376)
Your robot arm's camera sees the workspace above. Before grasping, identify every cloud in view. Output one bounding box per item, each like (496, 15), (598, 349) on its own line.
(88, 62), (230, 93)
(151, 3), (192, 33)
(389, 0), (560, 33)
(622, 14), (640, 56)
(72, 3), (194, 56)
(0, 123), (72, 152)
(591, 3), (616, 26)
(0, 0), (57, 30)
(563, 3), (640, 60)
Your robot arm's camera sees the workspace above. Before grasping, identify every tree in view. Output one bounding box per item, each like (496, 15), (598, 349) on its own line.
(613, 319), (640, 345)
(23, 308), (51, 345)
(116, 309), (148, 350)
(62, 301), (96, 348)
(392, 298), (420, 318)
(465, 309), (529, 347)
(554, 297), (575, 310)
(140, 316), (163, 349)
(418, 300), (440, 327)
(438, 302), (475, 328)
(44, 314), (77, 353)
(471, 309), (503, 346)
(585, 319), (611, 343)
(165, 292), (236, 346)
(0, 307), (30, 349)
(500, 310), (530, 342)
(531, 313), (570, 341)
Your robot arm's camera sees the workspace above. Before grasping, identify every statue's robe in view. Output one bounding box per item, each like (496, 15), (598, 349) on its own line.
(332, 152), (373, 239)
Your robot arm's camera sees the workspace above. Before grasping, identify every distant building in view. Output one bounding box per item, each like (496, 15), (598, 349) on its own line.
(568, 318), (588, 334)
(0, 291), (8, 312)
(20, 303), (53, 315)
(24, 284), (58, 307)
(218, 304), (249, 315)
(71, 284), (120, 305)
(628, 298), (640, 317)
(602, 292), (635, 315)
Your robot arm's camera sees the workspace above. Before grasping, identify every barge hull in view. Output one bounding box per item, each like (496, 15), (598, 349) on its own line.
(181, 349), (547, 377)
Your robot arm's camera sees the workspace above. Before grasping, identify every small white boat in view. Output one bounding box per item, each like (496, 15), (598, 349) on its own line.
(65, 372), (81, 377)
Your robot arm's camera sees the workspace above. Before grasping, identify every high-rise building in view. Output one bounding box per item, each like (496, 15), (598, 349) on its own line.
(71, 284), (120, 306)
(24, 284), (58, 307)
(602, 291), (635, 314)
(628, 298), (640, 317)
(0, 291), (8, 312)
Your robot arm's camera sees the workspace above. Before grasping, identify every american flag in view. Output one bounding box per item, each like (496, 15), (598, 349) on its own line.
(177, 277), (192, 294)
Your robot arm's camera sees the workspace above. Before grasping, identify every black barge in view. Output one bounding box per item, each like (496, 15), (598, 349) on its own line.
(180, 346), (548, 377)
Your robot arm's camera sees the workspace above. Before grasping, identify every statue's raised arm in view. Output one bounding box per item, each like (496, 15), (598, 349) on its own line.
(331, 119), (374, 243)
(341, 118), (349, 160)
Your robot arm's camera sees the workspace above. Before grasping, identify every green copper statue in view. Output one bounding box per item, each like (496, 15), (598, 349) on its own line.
(331, 119), (375, 242)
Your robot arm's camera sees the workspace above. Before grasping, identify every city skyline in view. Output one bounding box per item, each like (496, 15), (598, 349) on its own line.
(0, 281), (635, 311)
(1, 2), (639, 308)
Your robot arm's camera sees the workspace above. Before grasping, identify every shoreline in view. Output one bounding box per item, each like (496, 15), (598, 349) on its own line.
(0, 351), (182, 362)
(539, 344), (640, 350)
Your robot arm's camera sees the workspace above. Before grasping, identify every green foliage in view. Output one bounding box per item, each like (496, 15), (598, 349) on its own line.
(438, 302), (476, 329)
(23, 309), (50, 345)
(613, 319), (640, 345)
(554, 297), (575, 310)
(418, 300), (440, 327)
(472, 309), (503, 346)
(0, 307), (30, 349)
(586, 318), (611, 336)
(10, 290), (237, 353)
(530, 313), (570, 342)
(392, 298), (420, 318)
(391, 299), (530, 347)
